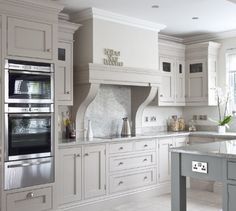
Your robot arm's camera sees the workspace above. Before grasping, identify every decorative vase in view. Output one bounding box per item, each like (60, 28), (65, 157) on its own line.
(218, 125), (226, 133)
(87, 120), (93, 141)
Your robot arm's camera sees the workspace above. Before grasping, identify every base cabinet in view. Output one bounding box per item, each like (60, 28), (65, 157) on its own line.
(83, 145), (106, 199)
(158, 136), (188, 182)
(59, 148), (82, 204)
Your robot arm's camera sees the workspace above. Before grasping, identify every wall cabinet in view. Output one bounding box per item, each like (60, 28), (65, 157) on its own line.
(185, 42), (221, 106)
(7, 17), (53, 60)
(158, 136), (188, 182)
(83, 145), (106, 199)
(157, 40), (186, 106)
(59, 148), (82, 204)
(57, 20), (80, 105)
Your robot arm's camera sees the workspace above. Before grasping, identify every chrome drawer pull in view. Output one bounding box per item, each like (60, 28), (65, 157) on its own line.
(118, 162), (124, 166)
(118, 181), (124, 185)
(119, 147), (124, 150)
(84, 153), (89, 156)
(26, 192), (34, 199)
(143, 158), (148, 162)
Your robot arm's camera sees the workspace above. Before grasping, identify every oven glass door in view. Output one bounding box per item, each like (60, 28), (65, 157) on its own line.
(7, 70), (53, 103)
(7, 113), (52, 160)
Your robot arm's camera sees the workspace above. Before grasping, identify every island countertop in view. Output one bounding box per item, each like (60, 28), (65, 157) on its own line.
(171, 140), (236, 158)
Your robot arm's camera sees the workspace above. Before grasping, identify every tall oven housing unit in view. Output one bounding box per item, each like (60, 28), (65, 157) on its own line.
(4, 59), (55, 190)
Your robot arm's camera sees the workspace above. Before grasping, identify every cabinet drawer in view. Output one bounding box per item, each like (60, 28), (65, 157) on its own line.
(7, 187), (52, 211)
(228, 161), (236, 180)
(109, 168), (156, 193)
(135, 140), (156, 151)
(109, 142), (133, 154)
(109, 152), (156, 172)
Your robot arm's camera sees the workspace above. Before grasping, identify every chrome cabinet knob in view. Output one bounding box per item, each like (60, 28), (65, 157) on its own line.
(118, 181), (124, 185)
(26, 192), (34, 199)
(84, 153), (89, 156)
(160, 94), (163, 97)
(46, 49), (51, 52)
(119, 147), (123, 150)
(76, 154), (80, 157)
(144, 144), (148, 148)
(118, 162), (124, 166)
(66, 91), (70, 94)
(144, 176), (148, 180)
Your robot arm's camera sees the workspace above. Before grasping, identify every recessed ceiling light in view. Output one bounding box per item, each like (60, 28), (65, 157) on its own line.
(152, 5), (159, 8)
(192, 17), (199, 20)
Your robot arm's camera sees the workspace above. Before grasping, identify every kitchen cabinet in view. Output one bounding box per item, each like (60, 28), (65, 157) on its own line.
(158, 136), (188, 182)
(228, 184), (236, 211)
(6, 187), (52, 211)
(83, 145), (106, 199)
(7, 17), (53, 60)
(57, 21), (80, 105)
(185, 42), (221, 106)
(157, 40), (186, 106)
(59, 148), (82, 204)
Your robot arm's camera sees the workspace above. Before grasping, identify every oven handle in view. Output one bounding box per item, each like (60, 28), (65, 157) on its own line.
(7, 160), (51, 168)
(8, 113), (52, 117)
(7, 69), (52, 76)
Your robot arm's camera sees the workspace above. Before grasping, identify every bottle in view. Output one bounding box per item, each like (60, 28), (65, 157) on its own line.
(87, 120), (93, 141)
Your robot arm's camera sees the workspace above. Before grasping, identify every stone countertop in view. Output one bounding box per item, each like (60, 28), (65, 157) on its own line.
(58, 131), (236, 148)
(170, 140), (236, 158)
(58, 131), (190, 148)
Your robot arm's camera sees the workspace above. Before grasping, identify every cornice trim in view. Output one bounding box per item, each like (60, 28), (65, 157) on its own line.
(72, 7), (166, 32)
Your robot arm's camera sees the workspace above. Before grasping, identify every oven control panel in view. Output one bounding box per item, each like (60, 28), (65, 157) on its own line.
(192, 161), (208, 174)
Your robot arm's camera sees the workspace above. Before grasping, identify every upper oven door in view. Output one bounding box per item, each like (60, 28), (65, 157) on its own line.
(5, 69), (54, 104)
(5, 113), (53, 161)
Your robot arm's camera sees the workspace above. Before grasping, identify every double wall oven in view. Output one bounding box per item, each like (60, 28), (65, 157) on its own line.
(4, 60), (54, 190)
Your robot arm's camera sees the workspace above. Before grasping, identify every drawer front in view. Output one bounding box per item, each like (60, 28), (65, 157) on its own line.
(7, 187), (52, 211)
(109, 152), (156, 172)
(109, 168), (156, 193)
(109, 142), (133, 154)
(228, 161), (236, 180)
(135, 140), (156, 151)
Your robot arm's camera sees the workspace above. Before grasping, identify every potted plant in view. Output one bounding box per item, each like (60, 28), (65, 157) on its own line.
(215, 88), (232, 133)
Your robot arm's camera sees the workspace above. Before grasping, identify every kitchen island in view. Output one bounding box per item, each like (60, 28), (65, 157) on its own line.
(171, 140), (236, 211)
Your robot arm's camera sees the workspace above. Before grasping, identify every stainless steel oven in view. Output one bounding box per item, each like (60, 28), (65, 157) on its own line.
(4, 104), (54, 161)
(5, 59), (54, 104)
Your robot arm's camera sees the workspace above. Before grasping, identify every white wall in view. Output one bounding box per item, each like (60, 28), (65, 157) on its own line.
(93, 18), (159, 69)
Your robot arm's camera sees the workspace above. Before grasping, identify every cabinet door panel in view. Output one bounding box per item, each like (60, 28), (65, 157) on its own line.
(59, 148), (82, 204)
(228, 184), (236, 211)
(84, 145), (106, 199)
(159, 57), (175, 103)
(57, 42), (73, 104)
(7, 17), (52, 59)
(159, 138), (173, 182)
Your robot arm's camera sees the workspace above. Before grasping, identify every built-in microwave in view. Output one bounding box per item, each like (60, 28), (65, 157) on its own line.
(4, 104), (54, 161)
(5, 59), (54, 104)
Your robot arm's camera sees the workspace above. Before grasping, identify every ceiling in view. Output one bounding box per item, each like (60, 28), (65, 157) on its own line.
(55, 0), (236, 38)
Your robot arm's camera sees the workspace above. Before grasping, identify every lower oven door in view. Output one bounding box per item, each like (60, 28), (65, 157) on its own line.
(4, 157), (54, 190)
(5, 113), (53, 161)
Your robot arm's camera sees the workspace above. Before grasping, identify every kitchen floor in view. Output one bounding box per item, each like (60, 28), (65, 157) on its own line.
(105, 189), (222, 211)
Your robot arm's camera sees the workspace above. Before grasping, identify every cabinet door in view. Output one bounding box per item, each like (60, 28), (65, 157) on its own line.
(228, 184), (236, 211)
(159, 57), (175, 103)
(7, 17), (52, 59)
(59, 148), (82, 204)
(83, 145), (106, 199)
(159, 138), (173, 182)
(186, 60), (207, 103)
(208, 56), (217, 106)
(176, 61), (185, 104)
(57, 42), (73, 104)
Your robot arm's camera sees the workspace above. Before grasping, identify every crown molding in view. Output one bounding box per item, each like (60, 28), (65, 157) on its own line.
(59, 20), (82, 34)
(71, 7), (166, 32)
(183, 29), (236, 44)
(159, 34), (184, 43)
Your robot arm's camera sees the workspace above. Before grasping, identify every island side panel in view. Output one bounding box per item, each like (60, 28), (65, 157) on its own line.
(171, 152), (186, 211)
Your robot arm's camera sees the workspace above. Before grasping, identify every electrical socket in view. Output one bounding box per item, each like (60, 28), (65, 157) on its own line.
(145, 116), (149, 122)
(150, 116), (157, 122)
(193, 115), (198, 120)
(192, 161), (208, 174)
(199, 115), (207, 120)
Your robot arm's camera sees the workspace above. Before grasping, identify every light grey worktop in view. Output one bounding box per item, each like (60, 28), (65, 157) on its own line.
(58, 131), (236, 148)
(171, 140), (236, 158)
(58, 131), (190, 148)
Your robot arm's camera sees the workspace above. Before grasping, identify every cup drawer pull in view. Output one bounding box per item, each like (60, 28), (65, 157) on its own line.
(143, 158), (148, 162)
(118, 162), (124, 166)
(118, 181), (124, 185)
(119, 147), (124, 150)
(144, 144), (148, 147)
